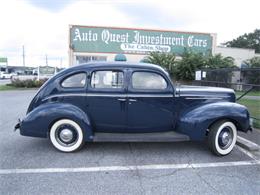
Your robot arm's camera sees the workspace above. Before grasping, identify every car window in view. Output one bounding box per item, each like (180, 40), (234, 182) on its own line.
(91, 70), (124, 89)
(61, 73), (86, 88)
(132, 71), (167, 90)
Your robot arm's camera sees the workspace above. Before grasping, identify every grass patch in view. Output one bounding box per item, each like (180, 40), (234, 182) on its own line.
(0, 85), (17, 91)
(237, 98), (260, 128)
(236, 91), (260, 97)
(0, 84), (39, 91)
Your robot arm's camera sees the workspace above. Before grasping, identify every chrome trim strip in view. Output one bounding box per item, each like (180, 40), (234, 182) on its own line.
(178, 87), (234, 93)
(185, 97), (224, 100)
(87, 93), (126, 97)
(128, 94), (173, 98)
(180, 94), (229, 98)
(42, 93), (173, 101)
(42, 94), (86, 101)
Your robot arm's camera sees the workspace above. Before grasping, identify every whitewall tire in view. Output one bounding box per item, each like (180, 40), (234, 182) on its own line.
(50, 119), (84, 152)
(208, 120), (237, 156)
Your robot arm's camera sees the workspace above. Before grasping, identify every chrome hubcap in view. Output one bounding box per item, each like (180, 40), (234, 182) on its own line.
(59, 129), (73, 143)
(218, 127), (233, 149)
(221, 132), (231, 146)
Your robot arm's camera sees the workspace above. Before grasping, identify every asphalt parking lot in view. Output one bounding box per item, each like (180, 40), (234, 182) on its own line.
(0, 90), (259, 194)
(0, 79), (11, 86)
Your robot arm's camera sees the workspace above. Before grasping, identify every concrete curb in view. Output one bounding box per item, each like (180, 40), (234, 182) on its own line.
(237, 136), (260, 151)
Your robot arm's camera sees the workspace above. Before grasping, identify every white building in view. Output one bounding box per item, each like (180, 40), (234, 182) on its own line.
(214, 47), (259, 67)
(68, 25), (258, 67)
(69, 25), (216, 66)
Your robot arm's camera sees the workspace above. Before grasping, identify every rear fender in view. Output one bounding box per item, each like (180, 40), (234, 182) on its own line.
(20, 103), (93, 141)
(176, 102), (250, 140)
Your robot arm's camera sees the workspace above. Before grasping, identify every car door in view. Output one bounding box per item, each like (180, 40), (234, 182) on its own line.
(86, 68), (127, 132)
(127, 69), (175, 132)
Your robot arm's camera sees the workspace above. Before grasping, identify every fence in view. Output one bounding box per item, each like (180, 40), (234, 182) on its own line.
(193, 68), (260, 128)
(194, 67), (260, 91)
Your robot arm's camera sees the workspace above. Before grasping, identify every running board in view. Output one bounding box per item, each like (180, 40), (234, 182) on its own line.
(93, 131), (190, 142)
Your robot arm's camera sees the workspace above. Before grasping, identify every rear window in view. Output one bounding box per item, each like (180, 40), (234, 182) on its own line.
(61, 73), (86, 88)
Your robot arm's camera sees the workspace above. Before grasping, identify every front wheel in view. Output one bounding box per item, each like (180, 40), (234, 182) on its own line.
(49, 119), (84, 152)
(208, 120), (237, 156)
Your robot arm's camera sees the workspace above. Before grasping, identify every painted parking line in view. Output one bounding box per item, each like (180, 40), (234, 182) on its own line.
(237, 135), (260, 151)
(235, 145), (258, 160)
(0, 160), (259, 175)
(237, 136), (260, 146)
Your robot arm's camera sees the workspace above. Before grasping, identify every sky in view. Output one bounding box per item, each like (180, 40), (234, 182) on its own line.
(0, 0), (259, 67)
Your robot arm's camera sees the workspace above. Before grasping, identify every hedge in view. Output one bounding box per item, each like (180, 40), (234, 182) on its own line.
(9, 78), (48, 88)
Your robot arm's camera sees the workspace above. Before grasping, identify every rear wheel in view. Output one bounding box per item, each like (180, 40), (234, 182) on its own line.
(208, 120), (237, 156)
(50, 119), (84, 152)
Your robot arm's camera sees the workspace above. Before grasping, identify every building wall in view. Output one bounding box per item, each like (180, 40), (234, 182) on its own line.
(69, 26), (260, 68)
(214, 47), (257, 67)
(69, 25), (217, 66)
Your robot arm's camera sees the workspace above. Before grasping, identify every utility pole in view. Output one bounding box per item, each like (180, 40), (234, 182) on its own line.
(45, 54), (48, 66)
(22, 45), (25, 67)
(37, 65), (40, 81)
(60, 58), (62, 68)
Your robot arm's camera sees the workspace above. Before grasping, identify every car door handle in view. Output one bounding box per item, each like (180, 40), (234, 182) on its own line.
(129, 99), (137, 102)
(117, 98), (126, 102)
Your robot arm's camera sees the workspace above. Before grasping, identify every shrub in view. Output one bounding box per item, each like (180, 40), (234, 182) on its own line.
(10, 78), (47, 88)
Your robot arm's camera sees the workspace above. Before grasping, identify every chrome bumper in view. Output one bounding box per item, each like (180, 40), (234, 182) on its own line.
(14, 119), (21, 132)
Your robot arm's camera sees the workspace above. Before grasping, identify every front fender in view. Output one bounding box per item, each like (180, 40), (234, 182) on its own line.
(176, 102), (250, 140)
(20, 103), (93, 141)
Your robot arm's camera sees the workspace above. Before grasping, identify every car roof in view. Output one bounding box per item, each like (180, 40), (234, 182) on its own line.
(68, 62), (166, 73)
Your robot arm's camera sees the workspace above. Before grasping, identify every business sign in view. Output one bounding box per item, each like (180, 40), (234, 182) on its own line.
(0, 57), (8, 64)
(70, 25), (213, 56)
(39, 66), (55, 75)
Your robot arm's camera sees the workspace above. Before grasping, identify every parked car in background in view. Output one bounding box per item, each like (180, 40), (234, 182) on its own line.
(15, 62), (252, 155)
(0, 71), (16, 79)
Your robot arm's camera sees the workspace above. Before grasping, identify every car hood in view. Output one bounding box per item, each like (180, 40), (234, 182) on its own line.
(176, 85), (236, 102)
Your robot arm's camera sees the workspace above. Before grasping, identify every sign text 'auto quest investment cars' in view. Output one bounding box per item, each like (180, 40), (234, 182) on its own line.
(70, 26), (213, 55)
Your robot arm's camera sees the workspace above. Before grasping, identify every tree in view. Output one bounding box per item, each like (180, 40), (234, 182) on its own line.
(243, 57), (260, 85)
(144, 52), (176, 74)
(245, 57), (260, 68)
(174, 50), (206, 81)
(146, 50), (237, 81)
(224, 29), (260, 53)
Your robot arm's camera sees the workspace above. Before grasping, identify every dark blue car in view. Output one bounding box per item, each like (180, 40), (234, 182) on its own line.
(15, 62), (252, 155)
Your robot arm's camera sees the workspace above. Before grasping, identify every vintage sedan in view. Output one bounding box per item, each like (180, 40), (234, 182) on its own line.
(15, 62), (252, 155)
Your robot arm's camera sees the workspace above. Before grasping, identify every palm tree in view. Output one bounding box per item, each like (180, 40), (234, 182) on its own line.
(144, 52), (176, 74)
(206, 54), (235, 68)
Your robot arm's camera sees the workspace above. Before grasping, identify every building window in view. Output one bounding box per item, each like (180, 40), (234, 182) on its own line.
(76, 56), (107, 64)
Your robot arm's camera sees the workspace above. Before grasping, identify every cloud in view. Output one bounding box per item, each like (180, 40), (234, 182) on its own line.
(118, 0), (259, 43)
(0, 0), (133, 67)
(25, 0), (75, 12)
(0, 0), (259, 67)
